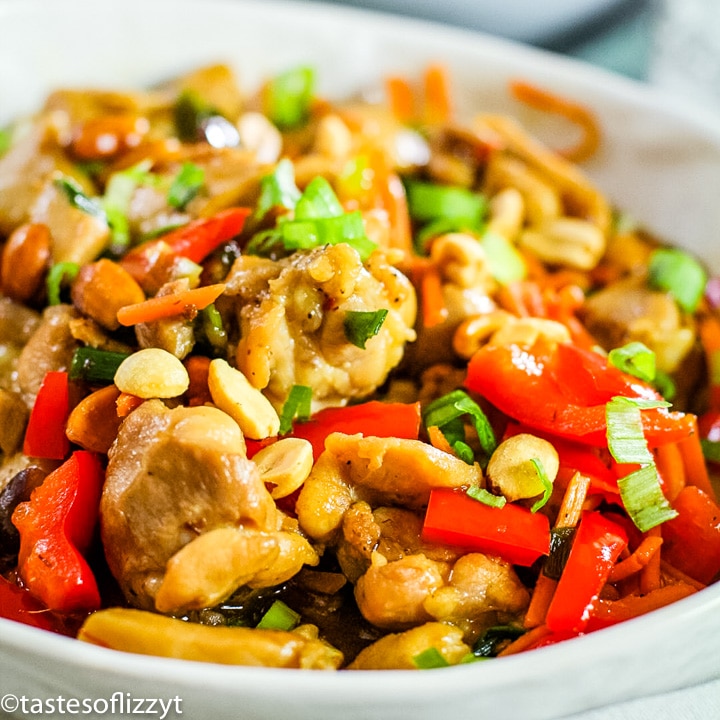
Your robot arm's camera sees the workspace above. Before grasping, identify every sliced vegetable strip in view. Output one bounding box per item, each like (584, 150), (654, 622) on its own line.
(23, 371), (71, 460)
(117, 283), (226, 326)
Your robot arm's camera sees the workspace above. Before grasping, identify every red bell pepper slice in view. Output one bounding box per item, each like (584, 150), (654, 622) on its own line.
(12, 450), (104, 614)
(545, 510), (628, 633)
(0, 575), (58, 632)
(421, 488), (551, 566)
(23, 370), (71, 460)
(289, 401), (422, 459)
(661, 486), (720, 585)
(465, 342), (695, 447)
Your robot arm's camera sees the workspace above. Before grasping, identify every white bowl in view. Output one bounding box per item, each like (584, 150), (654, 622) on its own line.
(1, 1), (719, 719)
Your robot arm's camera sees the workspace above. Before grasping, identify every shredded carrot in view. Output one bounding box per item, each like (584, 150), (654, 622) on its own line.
(385, 76), (415, 123)
(420, 265), (448, 328)
(426, 425), (456, 455)
(677, 416), (717, 501)
(661, 561), (708, 592)
(498, 624), (553, 656)
(609, 535), (664, 583)
(592, 582), (697, 625)
(423, 64), (452, 125)
(116, 283), (226, 327)
(116, 391), (144, 418)
(638, 525), (663, 594)
(524, 575), (557, 629)
(699, 315), (720, 410)
(509, 80), (601, 163)
(654, 442), (686, 502)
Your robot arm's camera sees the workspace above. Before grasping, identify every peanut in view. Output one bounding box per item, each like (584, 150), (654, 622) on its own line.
(114, 348), (189, 398)
(1, 223), (51, 302)
(253, 437), (314, 499)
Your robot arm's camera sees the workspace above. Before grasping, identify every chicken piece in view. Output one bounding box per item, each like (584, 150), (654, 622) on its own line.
(348, 621), (470, 670)
(0, 297), (40, 392)
(582, 275), (695, 373)
(16, 304), (79, 403)
(423, 553), (530, 626)
(354, 553), (450, 629)
(224, 243), (416, 410)
(296, 433), (481, 543)
(101, 401), (278, 610)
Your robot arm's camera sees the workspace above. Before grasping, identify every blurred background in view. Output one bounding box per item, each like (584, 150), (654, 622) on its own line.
(318, 0), (720, 116)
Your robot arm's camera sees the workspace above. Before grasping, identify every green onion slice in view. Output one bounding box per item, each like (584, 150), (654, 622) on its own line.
(255, 600), (301, 631)
(174, 90), (217, 142)
(295, 176), (344, 220)
(405, 180), (486, 225)
(543, 526), (577, 580)
(617, 464), (678, 532)
(255, 158), (301, 219)
(412, 647), (450, 669)
(481, 231), (527, 285)
(167, 161), (205, 210)
(423, 389), (497, 466)
(701, 439), (720, 464)
(279, 384), (313, 435)
(264, 66), (315, 131)
(608, 341), (656, 383)
(529, 457), (553, 513)
(54, 176), (105, 220)
(201, 304), (227, 353)
(472, 624), (525, 658)
(647, 247), (708, 314)
(466, 484), (506, 508)
(69, 347), (131, 384)
(344, 309), (388, 349)
(46, 261), (81, 306)
(0, 127), (11, 156)
(605, 396), (669, 465)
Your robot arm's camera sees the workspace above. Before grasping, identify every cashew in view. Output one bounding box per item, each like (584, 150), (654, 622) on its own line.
(253, 437), (314, 499)
(313, 114), (353, 159)
(208, 358), (280, 439)
(429, 233), (489, 288)
(236, 111), (282, 164)
(488, 317), (571, 349)
(453, 310), (514, 359)
(486, 187), (525, 242)
(486, 433), (559, 502)
(519, 217), (606, 271)
(114, 348), (189, 398)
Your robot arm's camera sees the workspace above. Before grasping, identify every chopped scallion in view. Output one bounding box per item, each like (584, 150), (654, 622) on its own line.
(69, 347), (131, 384)
(295, 176), (344, 220)
(174, 90), (217, 142)
(481, 231), (527, 285)
(0, 127), (11, 156)
(543, 526), (576, 580)
(412, 647), (450, 669)
(255, 600), (301, 631)
(54, 176), (105, 220)
(279, 384), (313, 435)
(167, 162), (205, 210)
(344, 309), (389, 349)
(422, 389), (496, 466)
(617, 464), (678, 532)
(201, 303), (227, 353)
(647, 247), (707, 314)
(471, 624), (525, 658)
(529, 457), (553, 513)
(264, 66), (315, 130)
(405, 180), (486, 226)
(605, 396), (668, 465)
(608, 341), (656, 383)
(701, 439), (720, 464)
(46, 262), (81, 306)
(255, 158), (301, 219)
(466, 484), (506, 508)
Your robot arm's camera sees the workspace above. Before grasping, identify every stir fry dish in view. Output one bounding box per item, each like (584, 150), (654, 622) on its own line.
(0, 62), (718, 671)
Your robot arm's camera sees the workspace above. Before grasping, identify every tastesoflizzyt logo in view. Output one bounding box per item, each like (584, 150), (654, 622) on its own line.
(1, 692), (183, 718)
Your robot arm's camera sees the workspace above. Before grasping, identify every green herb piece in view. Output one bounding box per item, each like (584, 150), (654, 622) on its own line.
(167, 162), (205, 210)
(605, 396), (669, 465)
(647, 247), (707, 314)
(295, 176), (344, 219)
(103, 160), (154, 254)
(54, 176), (105, 220)
(201, 304), (227, 353)
(472, 624), (525, 658)
(279, 385), (313, 435)
(264, 66), (315, 130)
(481, 231), (527, 285)
(413, 216), (479, 254)
(543, 526), (576, 580)
(46, 262), (81, 306)
(69, 347), (131, 384)
(255, 600), (301, 631)
(653, 370), (676, 402)
(412, 647), (450, 669)
(466, 485), (506, 508)
(422, 389), (497, 467)
(344, 309), (388, 349)
(0, 127), (11, 156)
(701, 439), (720, 464)
(174, 90), (217, 142)
(405, 180), (486, 226)
(608, 342), (656, 383)
(529, 457), (553, 513)
(617, 464), (678, 532)
(255, 158), (301, 219)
